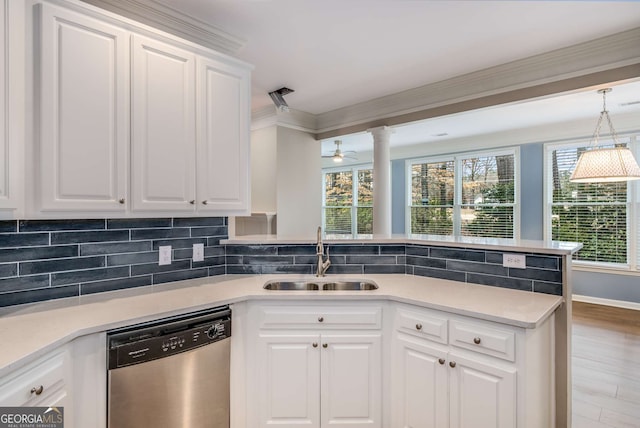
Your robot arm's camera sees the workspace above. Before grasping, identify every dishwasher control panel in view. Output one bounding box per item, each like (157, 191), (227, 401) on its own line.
(107, 307), (231, 369)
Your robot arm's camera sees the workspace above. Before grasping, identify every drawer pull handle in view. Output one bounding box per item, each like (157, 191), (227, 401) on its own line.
(202, 200), (208, 205)
(322, 343), (328, 348)
(438, 358), (446, 365)
(118, 198), (125, 204)
(189, 200), (195, 205)
(415, 323), (422, 330)
(312, 342), (318, 348)
(473, 337), (482, 345)
(30, 385), (44, 395)
(449, 361), (456, 368)
(318, 317), (324, 322)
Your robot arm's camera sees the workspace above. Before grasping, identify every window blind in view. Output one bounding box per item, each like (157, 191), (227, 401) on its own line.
(549, 142), (629, 265)
(410, 160), (454, 235)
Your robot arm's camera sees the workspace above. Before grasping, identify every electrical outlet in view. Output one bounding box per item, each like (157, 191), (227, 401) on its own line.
(193, 243), (204, 262)
(159, 245), (172, 266)
(503, 253), (526, 269)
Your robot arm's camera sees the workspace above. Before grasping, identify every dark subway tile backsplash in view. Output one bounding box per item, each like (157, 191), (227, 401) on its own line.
(0, 245), (79, 263)
(0, 217), (228, 308)
(51, 230), (129, 245)
(0, 218), (565, 307)
(0, 221), (17, 233)
(19, 219), (106, 232)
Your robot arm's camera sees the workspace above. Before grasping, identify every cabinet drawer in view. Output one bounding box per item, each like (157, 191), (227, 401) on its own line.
(258, 305), (382, 330)
(0, 351), (67, 406)
(395, 308), (447, 344)
(449, 320), (515, 362)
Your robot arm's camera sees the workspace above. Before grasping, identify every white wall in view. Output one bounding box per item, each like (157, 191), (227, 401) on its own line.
(250, 126), (277, 212)
(276, 126), (322, 238)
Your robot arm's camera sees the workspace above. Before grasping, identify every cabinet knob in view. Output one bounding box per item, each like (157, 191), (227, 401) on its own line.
(438, 358), (446, 365)
(449, 361), (456, 368)
(118, 198), (125, 204)
(415, 323), (422, 331)
(322, 343), (328, 348)
(318, 317), (324, 322)
(202, 200), (208, 205)
(30, 385), (44, 395)
(312, 343), (318, 348)
(473, 337), (482, 345)
(189, 200), (195, 205)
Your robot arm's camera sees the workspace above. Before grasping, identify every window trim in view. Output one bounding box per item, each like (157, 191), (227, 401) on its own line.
(406, 147), (520, 239)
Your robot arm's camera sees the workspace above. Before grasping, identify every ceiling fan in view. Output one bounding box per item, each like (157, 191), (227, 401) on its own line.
(322, 140), (357, 163)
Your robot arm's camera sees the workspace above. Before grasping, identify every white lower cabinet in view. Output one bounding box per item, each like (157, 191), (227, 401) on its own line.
(249, 303), (382, 428)
(393, 335), (449, 428)
(391, 305), (552, 428)
(448, 352), (516, 428)
(0, 332), (107, 428)
(0, 347), (71, 409)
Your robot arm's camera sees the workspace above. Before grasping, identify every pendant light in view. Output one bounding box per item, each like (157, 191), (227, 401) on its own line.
(570, 88), (640, 183)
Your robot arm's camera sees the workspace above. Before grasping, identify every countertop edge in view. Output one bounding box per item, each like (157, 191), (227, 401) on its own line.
(222, 236), (582, 255)
(0, 274), (563, 378)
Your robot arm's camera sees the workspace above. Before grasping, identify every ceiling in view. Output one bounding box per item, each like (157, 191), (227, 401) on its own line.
(322, 79), (640, 156)
(153, 0), (640, 155)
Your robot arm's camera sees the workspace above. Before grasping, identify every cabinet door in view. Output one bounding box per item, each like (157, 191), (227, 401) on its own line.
(0, 349), (70, 408)
(392, 335), (449, 428)
(257, 334), (321, 428)
(321, 334), (382, 428)
(0, 0), (9, 209)
(448, 353), (516, 428)
(131, 35), (196, 211)
(38, 3), (128, 212)
(196, 57), (250, 213)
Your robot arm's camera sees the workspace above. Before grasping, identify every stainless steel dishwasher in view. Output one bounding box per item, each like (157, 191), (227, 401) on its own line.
(107, 306), (231, 428)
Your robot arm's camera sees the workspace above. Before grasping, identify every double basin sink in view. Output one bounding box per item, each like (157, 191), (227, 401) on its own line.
(264, 279), (378, 291)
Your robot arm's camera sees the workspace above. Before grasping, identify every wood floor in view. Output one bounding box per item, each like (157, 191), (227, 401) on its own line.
(572, 301), (640, 427)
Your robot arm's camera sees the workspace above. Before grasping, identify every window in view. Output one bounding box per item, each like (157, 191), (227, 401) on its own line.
(546, 137), (637, 268)
(408, 150), (517, 238)
(323, 166), (373, 238)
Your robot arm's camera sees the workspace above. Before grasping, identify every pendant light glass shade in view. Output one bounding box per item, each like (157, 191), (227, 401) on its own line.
(570, 88), (640, 183)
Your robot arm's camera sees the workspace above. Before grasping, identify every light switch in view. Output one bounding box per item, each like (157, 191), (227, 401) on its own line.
(159, 245), (172, 265)
(193, 243), (205, 262)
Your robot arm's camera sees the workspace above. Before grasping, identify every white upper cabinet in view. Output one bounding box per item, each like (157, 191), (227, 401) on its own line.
(0, 0), (23, 213)
(28, 0), (252, 218)
(196, 56), (250, 213)
(0, 0), (8, 209)
(131, 35), (196, 211)
(0, 0), (9, 208)
(37, 3), (128, 212)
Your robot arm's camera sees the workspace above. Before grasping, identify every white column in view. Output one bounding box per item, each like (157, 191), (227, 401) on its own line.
(368, 126), (393, 237)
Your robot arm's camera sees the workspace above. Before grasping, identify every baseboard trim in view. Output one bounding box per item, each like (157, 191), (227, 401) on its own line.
(573, 294), (640, 311)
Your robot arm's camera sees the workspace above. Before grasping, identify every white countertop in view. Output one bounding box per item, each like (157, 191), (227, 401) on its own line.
(0, 274), (563, 377)
(224, 234), (582, 255)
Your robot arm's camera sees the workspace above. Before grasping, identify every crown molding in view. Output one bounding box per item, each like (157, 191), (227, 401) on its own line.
(313, 27), (640, 137)
(80, 0), (245, 55)
(251, 106), (317, 133)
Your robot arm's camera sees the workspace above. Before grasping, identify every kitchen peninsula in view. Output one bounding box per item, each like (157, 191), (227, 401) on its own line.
(0, 235), (580, 428)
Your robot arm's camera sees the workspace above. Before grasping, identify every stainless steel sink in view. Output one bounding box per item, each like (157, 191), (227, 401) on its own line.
(263, 281), (320, 291)
(263, 280), (378, 291)
(321, 281), (378, 291)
